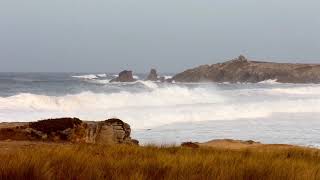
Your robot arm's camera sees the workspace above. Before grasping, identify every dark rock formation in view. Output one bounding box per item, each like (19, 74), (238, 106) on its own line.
(181, 142), (200, 148)
(146, 69), (159, 81)
(172, 55), (320, 83)
(0, 118), (139, 145)
(29, 118), (82, 134)
(110, 70), (136, 82)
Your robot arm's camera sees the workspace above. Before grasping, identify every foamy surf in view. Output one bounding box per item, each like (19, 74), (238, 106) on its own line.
(258, 79), (279, 84)
(72, 74), (98, 79)
(2, 71), (320, 147)
(269, 86), (320, 95)
(1, 83), (320, 129)
(97, 74), (107, 78)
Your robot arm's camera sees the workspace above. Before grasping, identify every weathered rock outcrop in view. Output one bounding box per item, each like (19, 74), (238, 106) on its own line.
(85, 118), (138, 145)
(146, 69), (159, 81)
(172, 55), (320, 83)
(0, 118), (138, 145)
(110, 70), (136, 82)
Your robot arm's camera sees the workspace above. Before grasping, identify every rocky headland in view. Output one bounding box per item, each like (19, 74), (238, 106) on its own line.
(0, 117), (292, 150)
(172, 55), (320, 83)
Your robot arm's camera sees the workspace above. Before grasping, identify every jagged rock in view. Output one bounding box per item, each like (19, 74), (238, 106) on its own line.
(172, 55), (320, 83)
(146, 69), (159, 81)
(0, 118), (139, 145)
(110, 70), (136, 82)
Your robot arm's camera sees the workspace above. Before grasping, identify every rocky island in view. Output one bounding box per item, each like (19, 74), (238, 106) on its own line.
(172, 55), (320, 83)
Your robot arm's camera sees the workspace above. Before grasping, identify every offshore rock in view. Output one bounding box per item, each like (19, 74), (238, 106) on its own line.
(172, 55), (320, 83)
(146, 69), (159, 81)
(110, 70), (136, 82)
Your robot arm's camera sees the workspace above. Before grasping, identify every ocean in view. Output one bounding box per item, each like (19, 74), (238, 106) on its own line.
(0, 72), (320, 147)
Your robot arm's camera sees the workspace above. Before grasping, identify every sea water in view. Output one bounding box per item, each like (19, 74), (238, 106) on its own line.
(0, 72), (319, 147)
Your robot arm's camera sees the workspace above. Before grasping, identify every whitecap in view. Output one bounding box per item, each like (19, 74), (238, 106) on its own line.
(72, 74), (98, 79)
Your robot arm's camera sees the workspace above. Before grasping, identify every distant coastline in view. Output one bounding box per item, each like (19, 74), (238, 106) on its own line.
(171, 55), (320, 84)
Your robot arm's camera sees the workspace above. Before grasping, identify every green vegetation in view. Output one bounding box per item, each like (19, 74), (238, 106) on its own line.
(1, 144), (320, 180)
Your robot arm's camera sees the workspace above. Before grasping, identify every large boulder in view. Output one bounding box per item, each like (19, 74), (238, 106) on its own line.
(110, 70), (136, 82)
(86, 118), (138, 145)
(146, 69), (159, 81)
(0, 118), (139, 145)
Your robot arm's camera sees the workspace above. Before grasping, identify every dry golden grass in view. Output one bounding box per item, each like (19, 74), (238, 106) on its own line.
(0, 142), (320, 180)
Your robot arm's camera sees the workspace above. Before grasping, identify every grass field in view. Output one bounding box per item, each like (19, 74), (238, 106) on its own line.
(0, 142), (320, 180)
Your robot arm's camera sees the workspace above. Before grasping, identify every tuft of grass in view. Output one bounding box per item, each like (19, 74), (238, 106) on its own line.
(0, 143), (320, 180)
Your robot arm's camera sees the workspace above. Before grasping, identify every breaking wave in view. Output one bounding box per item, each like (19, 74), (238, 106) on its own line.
(1, 83), (320, 129)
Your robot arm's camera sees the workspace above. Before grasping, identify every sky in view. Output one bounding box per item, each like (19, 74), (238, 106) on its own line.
(0, 0), (319, 73)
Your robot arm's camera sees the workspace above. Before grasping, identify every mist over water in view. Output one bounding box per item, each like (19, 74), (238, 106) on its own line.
(0, 73), (319, 147)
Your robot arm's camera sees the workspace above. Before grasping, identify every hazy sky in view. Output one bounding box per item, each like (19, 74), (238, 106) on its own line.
(0, 0), (319, 72)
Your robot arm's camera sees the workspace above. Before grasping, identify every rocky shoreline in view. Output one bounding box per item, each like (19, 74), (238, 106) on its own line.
(0, 117), (304, 149)
(109, 55), (320, 84)
(0, 118), (139, 145)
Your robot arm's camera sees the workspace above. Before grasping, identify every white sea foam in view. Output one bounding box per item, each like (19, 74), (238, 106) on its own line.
(137, 80), (158, 89)
(269, 86), (320, 95)
(106, 80), (158, 88)
(89, 79), (111, 84)
(258, 79), (279, 84)
(97, 74), (107, 78)
(72, 74), (98, 79)
(1, 84), (320, 129)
